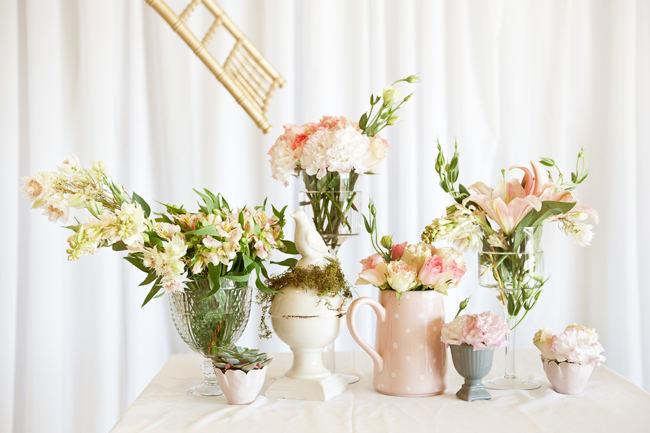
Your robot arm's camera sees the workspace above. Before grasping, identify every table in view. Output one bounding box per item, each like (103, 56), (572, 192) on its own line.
(111, 349), (650, 432)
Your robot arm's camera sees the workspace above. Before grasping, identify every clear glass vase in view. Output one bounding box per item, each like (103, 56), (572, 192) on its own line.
(168, 277), (252, 396)
(478, 227), (544, 390)
(299, 171), (362, 255)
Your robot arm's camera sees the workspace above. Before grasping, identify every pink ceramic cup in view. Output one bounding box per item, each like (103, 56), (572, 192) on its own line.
(542, 357), (595, 395)
(347, 290), (446, 396)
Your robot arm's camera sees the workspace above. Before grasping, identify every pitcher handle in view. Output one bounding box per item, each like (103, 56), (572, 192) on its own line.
(347, 297), (385, 373)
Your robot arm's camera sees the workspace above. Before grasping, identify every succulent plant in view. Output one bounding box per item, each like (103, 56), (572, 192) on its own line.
(212, 346), (272, 373)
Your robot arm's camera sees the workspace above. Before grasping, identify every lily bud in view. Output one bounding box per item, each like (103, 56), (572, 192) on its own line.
(405, 75), (419, 83)
(380, 235), (393, 249)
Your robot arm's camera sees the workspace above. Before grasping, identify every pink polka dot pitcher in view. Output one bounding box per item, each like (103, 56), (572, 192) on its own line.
(347, 290), (446, 396)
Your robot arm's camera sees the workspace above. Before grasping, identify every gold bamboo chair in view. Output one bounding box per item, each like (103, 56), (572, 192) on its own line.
(145, 0), (286, 133)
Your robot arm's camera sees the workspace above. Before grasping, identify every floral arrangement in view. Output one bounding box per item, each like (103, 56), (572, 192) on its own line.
(441, 311), (509, 350)
(268, 75), (418, 251)
(534, 325), (606, 365)
(356, 202), (466, 296)
(422, 144), (598, 327)
(23, 156), (290, 305)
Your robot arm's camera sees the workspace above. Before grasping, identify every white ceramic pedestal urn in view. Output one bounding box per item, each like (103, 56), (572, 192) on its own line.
(265, 211), (348, 401)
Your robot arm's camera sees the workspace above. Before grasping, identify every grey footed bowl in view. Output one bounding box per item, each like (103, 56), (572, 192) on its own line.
(450, 344), (494, 401)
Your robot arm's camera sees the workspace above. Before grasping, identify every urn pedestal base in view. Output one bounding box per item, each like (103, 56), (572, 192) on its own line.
(456, 380), (491, 401)
(266, 373), (347, 401)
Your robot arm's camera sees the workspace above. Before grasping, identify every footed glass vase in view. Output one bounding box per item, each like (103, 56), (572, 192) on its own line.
(168, 277), (252, 396)
(478, 227), (544, 390)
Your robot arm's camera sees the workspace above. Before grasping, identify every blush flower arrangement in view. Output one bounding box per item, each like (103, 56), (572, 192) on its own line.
(534, 325), (605, 365)
(22, 156), (290, 305)
(268, 75), (418, 252)
(422, 143), (598, 328)
(356, 202), (466, 297)
(534, 325), (605, 394)
(441, 311), (509, 350)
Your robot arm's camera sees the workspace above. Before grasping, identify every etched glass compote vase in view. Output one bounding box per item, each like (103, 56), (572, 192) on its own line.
(478, 227), (545, 390)
(169, 277), (252, 396)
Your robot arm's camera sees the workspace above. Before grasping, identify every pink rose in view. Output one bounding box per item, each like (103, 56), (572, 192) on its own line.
(391, 242), (407, 260)
(356, 254), (388, 287)
(418, 255), (445, 287)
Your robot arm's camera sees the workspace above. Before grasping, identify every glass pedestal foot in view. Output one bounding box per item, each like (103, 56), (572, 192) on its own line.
(485, 376), (541, 390)
(188, 382), (223, 396)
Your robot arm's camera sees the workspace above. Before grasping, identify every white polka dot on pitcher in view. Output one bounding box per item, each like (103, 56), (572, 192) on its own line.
(393, 342), (398, 349)
(405, 328), (411, 334)
(419, 344), (424, 349)
(406, 386), (411, 391)
(394, 313), (399, 319)
(406, 355), (411, 361)
(419, 375), (425, 380)
(391, 372), (397, 377)
(405, 294), (411, 299)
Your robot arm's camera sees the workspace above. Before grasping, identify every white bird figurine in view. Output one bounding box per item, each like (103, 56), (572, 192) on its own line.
(291, 210), (335, 268)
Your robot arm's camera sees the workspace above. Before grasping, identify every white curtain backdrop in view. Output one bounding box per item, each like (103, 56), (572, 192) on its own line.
(2, 0), (649, 432)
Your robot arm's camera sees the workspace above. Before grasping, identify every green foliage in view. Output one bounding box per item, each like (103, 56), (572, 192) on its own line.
(434, 139), (470, 204)
(362, 201), (392, 262)
(540, 148), (589, 191)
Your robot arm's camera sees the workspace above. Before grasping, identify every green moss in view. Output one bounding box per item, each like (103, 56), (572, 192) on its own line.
(257, 260), (352, 339)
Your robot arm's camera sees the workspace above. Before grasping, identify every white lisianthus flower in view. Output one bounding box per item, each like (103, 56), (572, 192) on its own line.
(386, 261), (417, 293)
(365, 135), (389, 171)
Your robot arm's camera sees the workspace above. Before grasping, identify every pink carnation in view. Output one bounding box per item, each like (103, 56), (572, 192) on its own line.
(441, 312), (509, 350)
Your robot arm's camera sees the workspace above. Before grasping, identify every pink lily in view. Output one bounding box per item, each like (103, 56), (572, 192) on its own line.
(464, 182), (542, 234)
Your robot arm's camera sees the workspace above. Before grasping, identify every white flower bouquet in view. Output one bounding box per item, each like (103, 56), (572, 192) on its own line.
(268, 76), (418, 252)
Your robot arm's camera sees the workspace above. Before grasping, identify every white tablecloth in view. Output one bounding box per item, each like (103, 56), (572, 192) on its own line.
(110, 349), (650, 433)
